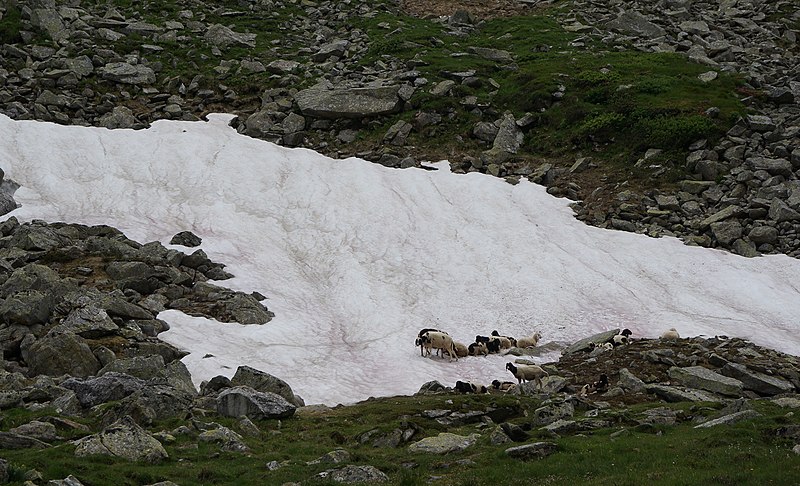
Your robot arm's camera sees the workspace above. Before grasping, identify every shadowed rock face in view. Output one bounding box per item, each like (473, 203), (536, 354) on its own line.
(216, 386), (297, 420)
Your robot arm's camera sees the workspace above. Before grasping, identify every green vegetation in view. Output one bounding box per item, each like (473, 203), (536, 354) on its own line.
(1, 396), (799, 485)
(0, 5), (23, 45)
(350, 7), (745, 183)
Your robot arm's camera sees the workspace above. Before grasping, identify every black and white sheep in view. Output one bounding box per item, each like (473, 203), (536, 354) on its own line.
(491, 380), (517, 392)
(475, 335), (503, 353)
(416, 328), (445, 356)
(515, 332), (542, 348)
(455, 380), (488, 394)
(468, 342), (489, 356)
(491, 330), (518, 348)
(419, 331), (459, 362)
(505, 362), (548, 390)
(608, 328), (632, 346)
(579, 374), (609, 397)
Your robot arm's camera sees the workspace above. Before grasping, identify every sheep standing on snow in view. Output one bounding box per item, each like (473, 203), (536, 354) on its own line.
(416, 328), (444, 356)
(660, 328), (680, 340)
(505, 362), (549, 390)
(516, 332), (542, 348)
(419, 331), (459, 362)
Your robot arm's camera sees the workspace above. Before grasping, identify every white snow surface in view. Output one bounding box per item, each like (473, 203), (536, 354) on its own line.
(3, 113), (800, 405)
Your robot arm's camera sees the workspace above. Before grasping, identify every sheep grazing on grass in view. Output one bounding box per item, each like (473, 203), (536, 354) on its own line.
(660, 328), (680, 340)
(505, 362), (548, 390)
(516, 332), (542, 348)
(468, 342), (489, 356)
(419, 331), (459, 362)
(455, 380), (488, 394)
(579, 374), (609, 397)
(491, 380), (517, 392)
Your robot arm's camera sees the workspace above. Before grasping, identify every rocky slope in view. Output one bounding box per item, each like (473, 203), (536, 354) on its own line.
(0, 3), (799, 482)
(0, 0), (799, 258)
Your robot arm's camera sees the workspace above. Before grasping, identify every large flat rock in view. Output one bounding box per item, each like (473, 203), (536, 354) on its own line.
(295, 86), (401, 119)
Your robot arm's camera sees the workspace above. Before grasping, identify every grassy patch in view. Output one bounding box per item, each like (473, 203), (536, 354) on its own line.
(1, 397), (799, 485)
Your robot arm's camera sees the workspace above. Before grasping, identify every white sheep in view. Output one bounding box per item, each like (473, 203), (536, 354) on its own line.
(660, 328), (680, 340)
(516, 332), (541, 348)
(444, 341), (469, 359)
(505, 362), (549, 390)
(420, 331), (459, 362)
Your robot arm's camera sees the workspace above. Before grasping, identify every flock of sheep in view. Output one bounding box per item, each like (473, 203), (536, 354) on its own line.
(416, 326), (683, 396)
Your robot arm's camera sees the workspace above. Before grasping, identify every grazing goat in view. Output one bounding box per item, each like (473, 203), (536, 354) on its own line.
(419, 331), (459, 362)
(505, 362), (548, 390)
(579, 374), (609, 397)
(660, 328), (680, 340)
(516, 332), (541, 348)
(455, 380), (488, 394)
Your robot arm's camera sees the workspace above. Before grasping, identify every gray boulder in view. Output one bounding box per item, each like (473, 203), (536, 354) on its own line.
(170, 231), (202, 247)
(101, 63), (156, 85)
(74, 416), (168, 463)
(606, 11), (666, 38)
(98, 355), (165, 380)
(27, 333), (101, 378)
(295, 86), (401, 119)
(532, 400), (574, 426)
(505, 441), (558, 460)
(695, 410), (761, 428)
(62, 372), (147, 408)
(216, 386), (296, 420)
(318, 465), (389, 483)
(408, 432), (480, 454)
(10, 420), (58, 442)
(47, 475), (85, 486)
(667, 366), (743, 397)
(719, 362), (794, 395)
(231, 366), (303, 406)
(204, 24), (256, 48)
(645, 384), (721, 403)
(60, 306), (119, 338)
(198, 425), (250, 452)
(710, 220), (742, 246)
(0, 290), (54, 326)
(99, 106), (136, 129)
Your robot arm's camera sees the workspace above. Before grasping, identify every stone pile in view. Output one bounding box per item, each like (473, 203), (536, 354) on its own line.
(554, 0), (800, 257)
